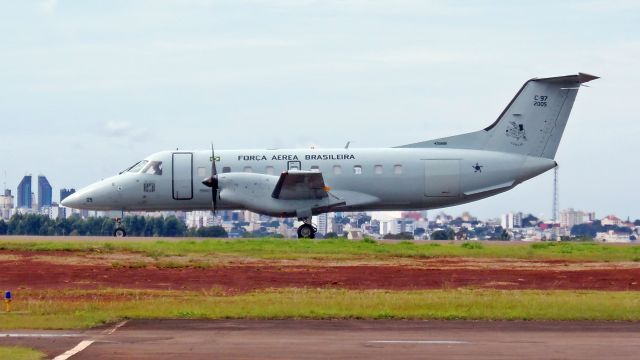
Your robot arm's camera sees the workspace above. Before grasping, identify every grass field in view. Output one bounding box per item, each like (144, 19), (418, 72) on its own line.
(0, 288), (639, 329)
(1, 237), (640, 262)
(0, 346), (44, 360)
(1, 237), (639, 329)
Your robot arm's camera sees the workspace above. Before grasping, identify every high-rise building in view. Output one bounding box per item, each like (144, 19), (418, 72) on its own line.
(60, 188), (76, 203)
(379, 220), (392, 235)
(38, 176), (52, 209)
(316, 213), (328, 235)
(501, 212), (523, 229)
(17, 175), (32, 209)
(560, 208), (591, 229)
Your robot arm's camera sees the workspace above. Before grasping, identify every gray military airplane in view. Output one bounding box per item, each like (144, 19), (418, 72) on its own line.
(62, 73), (598, 238)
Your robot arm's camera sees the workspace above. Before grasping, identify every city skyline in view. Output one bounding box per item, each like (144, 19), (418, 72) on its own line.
(2, 1), (639, 219)
(2, 204), (636, 242)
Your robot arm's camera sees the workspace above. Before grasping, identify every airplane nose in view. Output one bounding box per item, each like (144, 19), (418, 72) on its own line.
(61, 192), (82, 209)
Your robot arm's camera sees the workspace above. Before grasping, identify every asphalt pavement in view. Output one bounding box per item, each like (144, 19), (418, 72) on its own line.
(2, 319), (640, 359)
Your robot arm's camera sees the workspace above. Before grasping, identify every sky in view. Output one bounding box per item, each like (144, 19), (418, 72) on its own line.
(1, 0), (639, 220)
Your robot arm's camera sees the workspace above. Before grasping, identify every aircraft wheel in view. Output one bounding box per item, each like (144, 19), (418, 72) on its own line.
(114, 228), (127, 237)
(297, 224), (316, 239)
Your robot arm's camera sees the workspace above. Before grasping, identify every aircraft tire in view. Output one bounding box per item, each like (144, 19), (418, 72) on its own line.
(114, 228), (127, 237)
(297, 224), (315, 239)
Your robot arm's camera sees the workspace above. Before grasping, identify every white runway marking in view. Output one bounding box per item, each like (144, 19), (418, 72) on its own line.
(103, 320), (128, 335)
(368, 340), (469, 344)
(52, 340), (95, 360)
(51, 320), (128, 359)
(0, 333), (80, 338)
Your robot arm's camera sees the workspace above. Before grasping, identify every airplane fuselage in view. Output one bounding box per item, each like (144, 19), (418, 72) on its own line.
(62, 147), (556, 216)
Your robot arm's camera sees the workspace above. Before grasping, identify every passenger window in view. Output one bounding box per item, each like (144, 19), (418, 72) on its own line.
(243, 166), (253, 173)
(353, 165), (362, 175)
(374, 165), (383, 174)
(333, 165), (342, 175)
(222, 166), (231, 173)
(265, 166), (275, 175)
(197, 167), (206, 177)
(394, 165), (403, 174)
(310, 165), (320, 172)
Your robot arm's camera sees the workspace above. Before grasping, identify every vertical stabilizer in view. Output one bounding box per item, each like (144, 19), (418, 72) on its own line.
(398, 73), (598, 159)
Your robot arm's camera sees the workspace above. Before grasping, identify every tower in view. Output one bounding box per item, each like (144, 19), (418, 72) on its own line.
(38, 175), (53, 209)
(17, 175), (32, 209)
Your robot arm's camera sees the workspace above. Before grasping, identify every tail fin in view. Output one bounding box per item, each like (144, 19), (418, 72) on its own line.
(398, 73), (598, 159)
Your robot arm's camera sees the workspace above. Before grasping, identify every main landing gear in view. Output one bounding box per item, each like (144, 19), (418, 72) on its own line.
(113, 217), (127, 237)
(297, 218), (317, 239)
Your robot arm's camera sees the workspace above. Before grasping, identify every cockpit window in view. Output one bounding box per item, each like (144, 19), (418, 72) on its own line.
(142, 161), (163, 175)
(121, 160), (148, 174)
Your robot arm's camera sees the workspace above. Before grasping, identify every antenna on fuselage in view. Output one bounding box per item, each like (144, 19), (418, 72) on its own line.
(344, 141), (351, 149)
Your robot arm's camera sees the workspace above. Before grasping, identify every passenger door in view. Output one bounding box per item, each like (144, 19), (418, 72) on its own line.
(172, 153), (193, 200)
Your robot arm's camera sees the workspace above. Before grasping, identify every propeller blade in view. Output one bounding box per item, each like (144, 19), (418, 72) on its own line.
(211, 144), (217, 214)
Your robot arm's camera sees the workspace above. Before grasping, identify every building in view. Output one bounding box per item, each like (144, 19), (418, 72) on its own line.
(559, 208), (592, 229)
(379, 218), (414, 236)
(44, 205), (63, 220)
(17, 175), (32, 209)
(379, 220), (392, 235)
(316, 213), (329, 236)
(0, 189), (14, 220)
(601, 215), (622, 227)
(38, 175), (52, 209)
(186, 211), (215, 229)
(501, 212), (523, 229)
(391, 219), (414, 234)
(60, 188), (76, 203)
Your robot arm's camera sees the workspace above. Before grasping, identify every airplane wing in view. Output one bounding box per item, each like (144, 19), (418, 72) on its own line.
(271, 170), (329, 200)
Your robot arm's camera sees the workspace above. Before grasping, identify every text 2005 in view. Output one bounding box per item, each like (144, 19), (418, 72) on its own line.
(533, 95), (548, 107)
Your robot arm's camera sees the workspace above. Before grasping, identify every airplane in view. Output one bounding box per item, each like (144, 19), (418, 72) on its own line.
(61, 73), (598, 238)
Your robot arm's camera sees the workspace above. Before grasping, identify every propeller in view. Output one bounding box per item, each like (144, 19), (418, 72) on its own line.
(201, 144), (219, 214)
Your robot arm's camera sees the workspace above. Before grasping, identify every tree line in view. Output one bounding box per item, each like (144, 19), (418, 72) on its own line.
(0, 214), (228, 237)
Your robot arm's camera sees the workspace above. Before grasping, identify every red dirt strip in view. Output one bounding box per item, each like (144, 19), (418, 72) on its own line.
(1, 252), (639, 292)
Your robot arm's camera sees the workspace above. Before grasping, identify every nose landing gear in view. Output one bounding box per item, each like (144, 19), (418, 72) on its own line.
(297, 218), (317, 239)
(113, 217), (127, 237)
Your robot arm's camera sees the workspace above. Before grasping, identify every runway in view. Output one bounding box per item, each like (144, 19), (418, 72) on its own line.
(2, 320), (640, 359)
